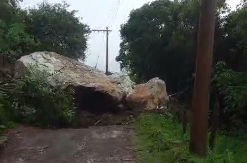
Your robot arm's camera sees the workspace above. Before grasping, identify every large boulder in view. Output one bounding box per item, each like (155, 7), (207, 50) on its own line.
(109, 72), (135, 94)
(126, 77), (168, 111)
(15, 51), (125, 114)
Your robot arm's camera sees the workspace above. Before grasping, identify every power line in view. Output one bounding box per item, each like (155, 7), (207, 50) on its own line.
(94, 34), (105, 69)
(94, 0), (120, 30)
(109, 0), (121, 28)
(94, 55), (99, 69)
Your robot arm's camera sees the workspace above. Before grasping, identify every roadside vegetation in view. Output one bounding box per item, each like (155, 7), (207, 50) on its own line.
(119, 0), (247, 161)
(133, 113), (247, 163)
(0, 0), (89, 134)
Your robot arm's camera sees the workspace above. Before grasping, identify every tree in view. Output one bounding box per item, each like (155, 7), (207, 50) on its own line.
(117, 0), (197, 94)
(223, 6), (247, 71)
(189, 0), (217, 156)
(116, 0), (228, 95)
(117, 0), (247, 150)
(25, 2), (90, 60)
(0, 0), (37, 61)
(213, 62), (247, 129)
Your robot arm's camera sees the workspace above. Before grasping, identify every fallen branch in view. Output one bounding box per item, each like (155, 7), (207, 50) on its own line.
(94, 119), (102, 126)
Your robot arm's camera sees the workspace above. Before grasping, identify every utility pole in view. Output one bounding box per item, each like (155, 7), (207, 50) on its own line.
(189, 0), (217, 157)
(106, 27), (109, 75)
(91, 27), (112, 75)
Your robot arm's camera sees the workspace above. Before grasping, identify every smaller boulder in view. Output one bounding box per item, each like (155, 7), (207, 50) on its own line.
(126, 77), (168, 111)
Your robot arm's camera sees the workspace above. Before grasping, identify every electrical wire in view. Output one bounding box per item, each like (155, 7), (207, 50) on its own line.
(94, 0), (120, 30)
(93, 0), (120, 68)
(89, 0), (117, 57)
(94, 34), (105, 69)
(109, 0), (120, 28)
(94, 55), (99, 69)
(91, 0), (121, 69)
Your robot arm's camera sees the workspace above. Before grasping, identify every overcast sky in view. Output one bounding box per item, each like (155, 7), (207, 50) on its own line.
(21, 0), (241, 73)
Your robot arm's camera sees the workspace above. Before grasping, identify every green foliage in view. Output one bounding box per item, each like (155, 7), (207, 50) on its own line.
(25, 1), (91, 60)
(0, 0), (89, 130)
(133, 113), (247, 163)
(0, 66), (75, 128)
(0, 103), (8, 127)
(213, 62), (247, 127)
(0, 80), (15, 122)
(10, 65), (75, 128)
(0, 20), (38, 60)
(116, 0), (229, 94)
(0, 1), (38, 61)
(0, 0), (90, 61)
(223, 6), (247, 71)
(0, 80), (18, 134)
(117, 0), (247, 131)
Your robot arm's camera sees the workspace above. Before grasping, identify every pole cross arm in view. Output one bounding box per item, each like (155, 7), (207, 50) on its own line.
(91, 29), (112, 32)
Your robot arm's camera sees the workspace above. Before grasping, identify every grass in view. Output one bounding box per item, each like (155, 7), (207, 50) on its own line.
(0, 121), (18, 135)
(133, 113), (247, 163)
(0, 104), (19, 136)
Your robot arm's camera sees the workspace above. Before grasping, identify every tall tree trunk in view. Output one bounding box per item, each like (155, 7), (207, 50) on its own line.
(189, 0), (217, 157)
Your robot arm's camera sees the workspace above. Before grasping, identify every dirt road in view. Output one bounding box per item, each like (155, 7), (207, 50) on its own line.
(0, 126), (135, 163)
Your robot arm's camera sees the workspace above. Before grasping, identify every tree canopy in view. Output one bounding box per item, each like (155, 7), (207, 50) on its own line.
(117, 0), (213, 93)
(0, 1), (90, 61)
(0, 0), (37, 60)
(117, 0), (247, 129)
(25, 2), (90, 60)
(117, 0), (236, 94)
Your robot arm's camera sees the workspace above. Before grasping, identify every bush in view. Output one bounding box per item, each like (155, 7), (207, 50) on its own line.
(11, 65), (75, 128)
(0, 103), (8, 130)
(0, 80), (17, 134)
(213, 61), (247, 129)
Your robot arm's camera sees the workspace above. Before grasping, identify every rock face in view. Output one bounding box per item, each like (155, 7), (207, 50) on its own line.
(14, 51), (169, 122)
(15, 51), (124, 114)
(109, 73), (135, 94)
(126, 77), (168, 111)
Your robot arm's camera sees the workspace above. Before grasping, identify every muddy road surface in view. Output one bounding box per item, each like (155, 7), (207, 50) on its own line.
(0, 126), (135, 163)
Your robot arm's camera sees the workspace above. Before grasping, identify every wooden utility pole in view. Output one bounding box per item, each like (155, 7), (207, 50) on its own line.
(189, 0), (217, 157)
(91, 27), (112, 74)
